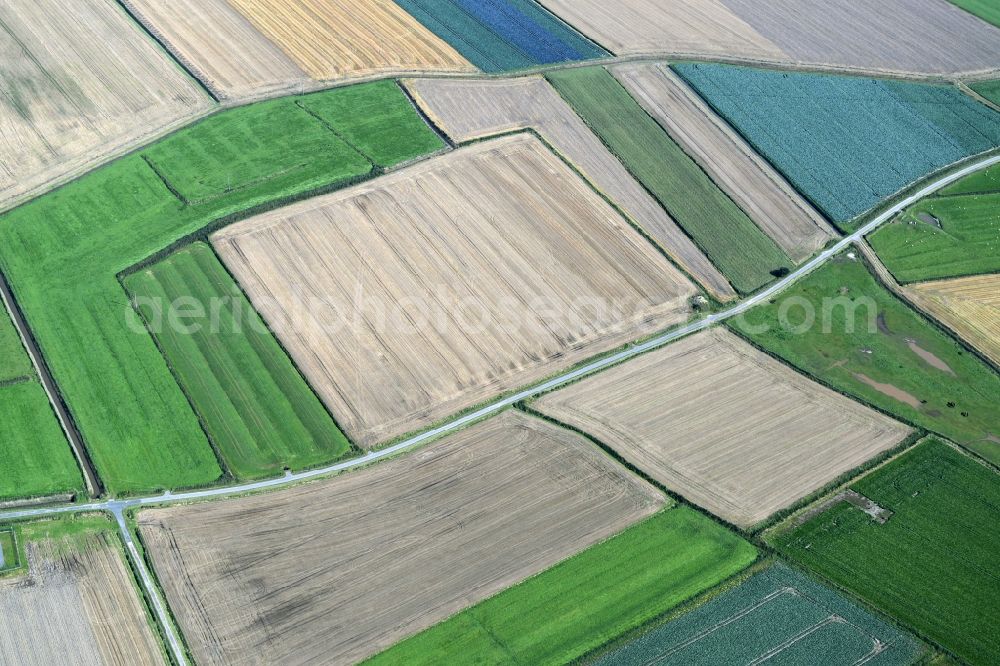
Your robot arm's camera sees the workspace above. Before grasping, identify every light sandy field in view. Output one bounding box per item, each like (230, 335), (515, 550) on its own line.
(541, 0), (1000, 75)
(907, 275), (1000, 367)
(121, 0), (310, 101)
(406, 77), (735, 301)
(0, 0), (212, 207)
(226, 0), (473, 82)
(138, 411), (664, 665)
(0, 531), (163, 665)
(537, 0), (786, 60)
(214, 134), (697, 447)
(536, 328), (911, 527)
(611, 64), (834, 263)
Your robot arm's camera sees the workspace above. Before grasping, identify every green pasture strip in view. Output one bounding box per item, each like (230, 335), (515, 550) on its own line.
(0, 301), (32, 381)
(0, 381), (82, 501)
(0, 81), (434, 494)
(125, 243), (353, 479)
(0, 530), (16, 571)
(773, 440), (1000, 665)
(948, 0), (1000, 28)
(546, 67), (791, 294)
(366, 507), (757, 666)
(730, 255), (1000, 464)
(939, 162), (1000, 196)
(868, 192), (1000, 282)
(596, 562), (925, 666)
(971, 79), (1000, 105)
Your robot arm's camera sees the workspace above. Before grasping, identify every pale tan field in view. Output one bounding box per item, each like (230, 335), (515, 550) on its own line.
(0, 0), (212, 208)
(214, 134), (697, 447)
(908, 275), (1000, 367)
(611, 64), (834, 263)
(227, 0), (473, 81)
(406, 77), (736, 301)
(536, 328), (911, 527)
(121, 0), (310, 101)
(138, 411), (664, 665)
(0, 530), (163, 665)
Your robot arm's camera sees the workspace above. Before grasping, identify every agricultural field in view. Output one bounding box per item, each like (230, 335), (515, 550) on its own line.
(121, 0), (311, 101)
(227, 0), (472, 81)
(138, 411), (666, 665)
(0, 0), (212, 208)
(0, 81), (443, 493)
(941, 162), (1000, 195)
(971, 79), (1000, 105)
(213, 134), (697, 447)
(772, 439), (1000, 665)
(124, 243), (353, 480)
(0, 530), (14, 571)
(948, 0), (1000, 28)
(675, 64), (1000, 227)
(611, 63), (834, 263)
(368, 506), (756, 665)
(394, 0), (607, 73)
(405, 76), (735, 300)
(535, 328), (910, 527)
(731, 254), (1000, 465)
(596, 563), (925, 666)
(548, 67), (791, 294)
(0, 518), (164, 665)
(0, 304), (31, 382)
(868, 172), (1000, 282)
(906, 275), (1000, 368)
(540, 0), (1000, 75)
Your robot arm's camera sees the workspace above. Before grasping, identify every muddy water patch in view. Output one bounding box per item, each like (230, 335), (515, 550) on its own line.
(906, 340), (956, 375)
(852, 373), (922, 408)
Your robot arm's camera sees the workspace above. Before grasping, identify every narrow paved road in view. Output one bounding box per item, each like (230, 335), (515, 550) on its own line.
(1, 151), (996, 666)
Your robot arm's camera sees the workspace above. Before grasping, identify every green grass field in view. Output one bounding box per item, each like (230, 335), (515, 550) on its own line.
(940, 163), (1000, 196)
(731, 255), (1000, 464)
(546, 67), (791, 294)
(366, 507), (757, 665)
(0, 304), (32, 381)
(868, 191), (1000, 282)
(0, 81), (441, 493)
(125, 243), (353, 479)
(971, 79), (1000, 106)
(948, 0), (1000, 28)
(597, 563), (925, 665)
(0, 381), (82, 500)
(773, 439), (1000, 664)
(0, 530), (16, 571)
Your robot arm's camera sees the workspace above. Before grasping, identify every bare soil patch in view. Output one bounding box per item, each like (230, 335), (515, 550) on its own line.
(852, 373), (923, 409)
(907, 340), (956, 375)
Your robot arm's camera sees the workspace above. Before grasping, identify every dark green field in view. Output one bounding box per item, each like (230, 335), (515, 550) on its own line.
(125, 243), (353, 479)
(546, 67), (791, 294)
(596, 563), (925, 666)
(0, 80), (443, 493)
(366, 507), (757, 665)
(971, 79), (1000, 105)
(731, 255), (1000, 464)
(773, 440), (1000, 664)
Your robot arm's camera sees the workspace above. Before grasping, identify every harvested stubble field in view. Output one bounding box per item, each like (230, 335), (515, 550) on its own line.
(675, 64), (1000, 227)
(0, 0), (211, 207)
(773, 439), (1000, 665)
(121, 0), (311, 101)
(368, 506), (756, 665)
(540, 0), (1000, 75)
(536, 328), (910, 527)
(138, 411), (665, 665)
(0, 520), (163, 665)
(548, 67), (792, 294)
(214, 134), (697, 447)
(906, 275), (1000, 368)
(394, 0), (606, 73)
(733, 255), (1000, 465)
(125, 243), (353, 480)
(611, 63), (833, 263)
(596, 563), (925, 666)
(405, 76), (735, 300)
(226, 0), (472, 81)
(0, 81), (443, 493)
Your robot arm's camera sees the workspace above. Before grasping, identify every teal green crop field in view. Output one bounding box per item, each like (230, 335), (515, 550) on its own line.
(366, 507), (757, 666)
(125, 243), (354, 480)
(731, 256), (1000, 464)
(868, 167), (1000, 282)
(0, 80), (442, 494)
(773, 440), (1000, 664)
(597, 563), (925, 666)
(547, 67), (791, 295)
